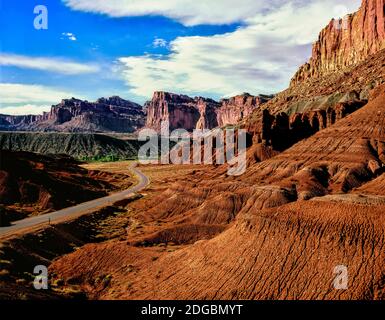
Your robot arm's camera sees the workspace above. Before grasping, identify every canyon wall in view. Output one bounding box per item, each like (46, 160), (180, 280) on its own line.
(145, 92), (270, 132)
(218, 94), (270, 127)
(247, 100), (367, 151)
(291, 0), (385, 86)
(145, 92), (213, 131)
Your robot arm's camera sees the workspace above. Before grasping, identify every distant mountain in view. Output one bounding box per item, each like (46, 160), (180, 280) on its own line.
(0, 96), (145, 133)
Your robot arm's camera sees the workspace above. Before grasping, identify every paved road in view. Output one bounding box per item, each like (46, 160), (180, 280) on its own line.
(0, 163), (149, 237)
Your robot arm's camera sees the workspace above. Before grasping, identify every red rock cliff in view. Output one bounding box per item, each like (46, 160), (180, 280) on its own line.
(0, 97), (145, 133)
(145, 92), (269, 132)
(291, 0), (385, 86)
(218, 94), (269, 127)
(145, 92), (208, 131)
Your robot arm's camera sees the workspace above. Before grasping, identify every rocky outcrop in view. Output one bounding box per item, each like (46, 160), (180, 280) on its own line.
(145, 92), (269, 132)
(0, 114), (38, 126)
(145, 92), (205, 131)
(291, 0), (385, 86)
(247, 100), (367, 151)
(262, 46), (385, 117)
(218, 94), (271, 127)
(195, 98), (220, 130)
(0, 96), (145, 133)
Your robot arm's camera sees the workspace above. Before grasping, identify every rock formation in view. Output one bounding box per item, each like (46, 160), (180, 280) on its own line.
(145, 92), (204, 131)
(218, 94), (271, 127)
(247, 100), (367, 151)
(1, 93), (270, 134)
(291, 0), (385, 86)
(258, 0), (385, 119)
(145, 91), (270, 132)
(0, 96), (145, 133)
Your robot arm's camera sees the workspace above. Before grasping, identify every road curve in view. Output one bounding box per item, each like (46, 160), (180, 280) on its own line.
(0, 163), (149, 237)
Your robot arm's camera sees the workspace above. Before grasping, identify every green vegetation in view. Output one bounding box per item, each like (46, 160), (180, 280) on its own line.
(0, 132), (144, 160)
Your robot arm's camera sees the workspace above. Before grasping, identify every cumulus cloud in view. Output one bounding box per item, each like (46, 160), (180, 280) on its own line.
(62, 32), (77, 41)
(117, 0), (361, 98)
(0, 53), (99, 75)
(0, 83), (81, 110)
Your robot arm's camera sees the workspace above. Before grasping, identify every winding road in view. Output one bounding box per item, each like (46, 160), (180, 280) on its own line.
(0, 163), (149, 237)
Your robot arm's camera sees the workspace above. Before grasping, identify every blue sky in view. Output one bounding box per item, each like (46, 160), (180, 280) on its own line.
(0, 0), (361, 115)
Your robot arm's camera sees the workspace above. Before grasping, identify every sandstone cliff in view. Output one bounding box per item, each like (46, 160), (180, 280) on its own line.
(258, 0), (385, 117)
(246, 100), (367, 152)
(218, 94), (270, 127)
(145, 92), (215, 131)
(145, 91), (270, 132)
(291, 0), (385, 86)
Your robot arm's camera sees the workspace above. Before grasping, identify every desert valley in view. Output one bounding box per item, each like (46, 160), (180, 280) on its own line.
(1, 0), (385, 301)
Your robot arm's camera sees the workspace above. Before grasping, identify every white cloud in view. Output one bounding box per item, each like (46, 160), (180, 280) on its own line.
(0, 104), (52, 116)
(117, 0), (361, 98)
(0, 83), (80, 106)
(63, 0), (281, 26)
(62, 32), (77, 41)
(153, 38), (168, 48)
(63, 0), (361, 26)
(0, 53), (99, 75)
